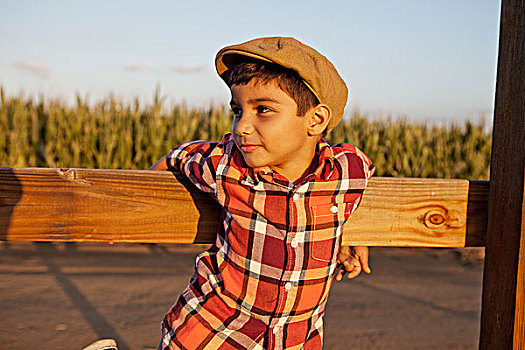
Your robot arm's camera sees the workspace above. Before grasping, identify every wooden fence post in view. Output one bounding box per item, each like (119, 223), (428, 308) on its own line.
(479, 0), (525, 348)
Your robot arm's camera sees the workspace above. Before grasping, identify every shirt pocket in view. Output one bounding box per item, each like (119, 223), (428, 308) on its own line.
(309, 202), (348, 262)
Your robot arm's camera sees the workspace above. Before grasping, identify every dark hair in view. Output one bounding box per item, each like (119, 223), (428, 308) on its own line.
(221, 58), (319, 116)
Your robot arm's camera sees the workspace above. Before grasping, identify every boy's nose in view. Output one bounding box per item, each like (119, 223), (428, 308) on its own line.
(234, 114), (255, 135)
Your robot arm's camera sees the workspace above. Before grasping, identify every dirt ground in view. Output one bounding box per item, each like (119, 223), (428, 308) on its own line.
(0, 242), (484, 350)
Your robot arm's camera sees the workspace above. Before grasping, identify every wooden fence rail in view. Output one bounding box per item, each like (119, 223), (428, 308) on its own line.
(0, 167), (488, 247)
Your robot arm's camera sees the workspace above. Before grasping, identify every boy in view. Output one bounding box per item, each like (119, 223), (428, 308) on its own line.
(151, 37), (375, 349)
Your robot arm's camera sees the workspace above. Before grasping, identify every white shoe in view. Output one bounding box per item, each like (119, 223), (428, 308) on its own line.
(81, 339), (118, 350)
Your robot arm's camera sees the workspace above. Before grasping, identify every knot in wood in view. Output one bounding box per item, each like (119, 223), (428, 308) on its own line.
(58, 168), (89, 185)
(423, 208), (447, 228)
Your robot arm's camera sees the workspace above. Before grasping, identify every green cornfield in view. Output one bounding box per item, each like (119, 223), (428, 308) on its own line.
(0, 86), (492, 180)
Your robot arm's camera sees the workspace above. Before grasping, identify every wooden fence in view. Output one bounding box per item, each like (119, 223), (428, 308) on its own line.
(1, 0), (524, 348)
(0, 169), (489, 247)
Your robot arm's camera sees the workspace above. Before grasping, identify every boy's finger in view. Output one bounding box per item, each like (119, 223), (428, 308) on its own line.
(343, 258), (361, 279)
(336, 259), (355, 281)
(355, 246), (372, 274)
(335, 257), (363, 281)
(343, 259), (353, 271)
(335, 271), (343, 281)
(360, 257), (371, 274)
(335, 263), (345, 281)
(346, 263), (361, 279)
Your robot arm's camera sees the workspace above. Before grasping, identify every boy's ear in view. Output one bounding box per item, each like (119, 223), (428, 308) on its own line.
(307, 104), (332, 137)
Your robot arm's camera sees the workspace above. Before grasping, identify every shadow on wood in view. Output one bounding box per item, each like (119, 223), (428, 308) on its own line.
(465, 180), (489, 247)
(0, 168), (23, 240)
(170, 171), (222, 244)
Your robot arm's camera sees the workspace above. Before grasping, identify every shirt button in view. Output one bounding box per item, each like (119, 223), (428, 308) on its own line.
(285, 282), (292, 290)
(272, 327), (279, 334)
(291, 238), (298, 248)
(293, 193), (299, 202)
(330, 205), (338, 213)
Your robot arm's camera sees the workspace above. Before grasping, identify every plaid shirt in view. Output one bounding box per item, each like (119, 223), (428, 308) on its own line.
(160, 133), (374, 350)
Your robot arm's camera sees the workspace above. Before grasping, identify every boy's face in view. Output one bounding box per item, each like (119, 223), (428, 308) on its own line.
(230, 79), (318, 182)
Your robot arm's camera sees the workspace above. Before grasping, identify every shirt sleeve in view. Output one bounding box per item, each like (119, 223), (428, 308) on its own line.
(332, 142), (375, 183)
(166, 139), (225, 197)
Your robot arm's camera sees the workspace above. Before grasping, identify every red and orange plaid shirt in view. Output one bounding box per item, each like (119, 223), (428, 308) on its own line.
(160, 133), (374, 350)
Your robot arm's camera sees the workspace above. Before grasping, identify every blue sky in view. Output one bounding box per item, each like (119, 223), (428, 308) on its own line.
(1, 0), (500, 122)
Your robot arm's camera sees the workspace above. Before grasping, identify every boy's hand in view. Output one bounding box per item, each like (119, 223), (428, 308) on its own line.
(335, 246), (371, 281)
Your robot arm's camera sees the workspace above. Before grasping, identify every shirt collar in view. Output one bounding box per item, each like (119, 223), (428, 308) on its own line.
(314, 138), (336, 181)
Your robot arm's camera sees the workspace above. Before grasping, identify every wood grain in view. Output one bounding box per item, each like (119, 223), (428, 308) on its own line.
(343, 177), (487, 246)
(0, 168), (222, 243)
(479, 0), (525, 348)
(1, 167), (488, 247)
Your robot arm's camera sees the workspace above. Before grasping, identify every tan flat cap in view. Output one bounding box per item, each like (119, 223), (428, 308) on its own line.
(215, 37), (348, 130)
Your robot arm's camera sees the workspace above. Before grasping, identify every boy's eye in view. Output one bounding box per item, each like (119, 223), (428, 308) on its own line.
(231, 107), (242, 117)
(257, 106), (271, 114)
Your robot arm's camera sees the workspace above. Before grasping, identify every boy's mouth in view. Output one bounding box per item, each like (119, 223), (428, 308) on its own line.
(240, 144), (260, 153)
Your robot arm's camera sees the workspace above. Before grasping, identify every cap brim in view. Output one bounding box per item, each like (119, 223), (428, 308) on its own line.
(216, 50), (273, 76)
(215, 50), (322, 104)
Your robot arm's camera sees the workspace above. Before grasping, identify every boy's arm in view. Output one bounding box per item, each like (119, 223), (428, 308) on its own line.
(335, 246), (371, 281)
(149, 139), (226, 198)
(335, 145), (375, 281)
